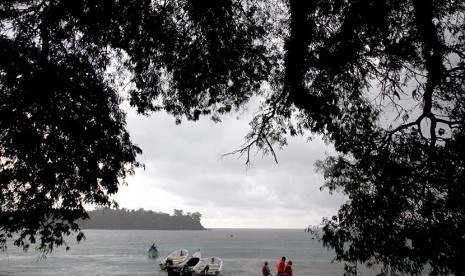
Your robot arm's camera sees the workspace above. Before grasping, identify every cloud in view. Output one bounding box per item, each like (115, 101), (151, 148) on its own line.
(113, 107), (347, 228)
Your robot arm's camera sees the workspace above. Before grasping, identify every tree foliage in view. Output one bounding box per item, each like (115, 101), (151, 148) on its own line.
(0, 1), (142, 253)
(304, 1), (465, 275)
(1, 0), (465, 275)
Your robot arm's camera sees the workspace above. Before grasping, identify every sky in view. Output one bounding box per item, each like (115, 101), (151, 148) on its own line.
(113, 104), (348, 229)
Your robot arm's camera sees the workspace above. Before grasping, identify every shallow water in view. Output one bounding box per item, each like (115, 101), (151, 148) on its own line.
(0, 229), (380, 275)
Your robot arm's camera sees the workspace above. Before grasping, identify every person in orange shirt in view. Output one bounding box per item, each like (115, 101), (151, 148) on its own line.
(283, 260), (293, 276)
(276, 256), (286, 276)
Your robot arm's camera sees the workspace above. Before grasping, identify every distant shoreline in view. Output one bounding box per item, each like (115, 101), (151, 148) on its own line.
(79, 208), (206, 230)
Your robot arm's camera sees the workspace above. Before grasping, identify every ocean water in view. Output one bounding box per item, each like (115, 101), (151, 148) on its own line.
(0, 229), (380, 275)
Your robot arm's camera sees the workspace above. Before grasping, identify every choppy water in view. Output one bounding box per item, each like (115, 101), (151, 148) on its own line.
(0, 229), (379, 275)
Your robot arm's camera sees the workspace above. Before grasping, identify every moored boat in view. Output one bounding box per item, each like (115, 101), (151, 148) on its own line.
(173, 250), (202, 275)
(180, 250), (201, 268)
(192, 256), (223, 276)
(159, 249), (189, 270)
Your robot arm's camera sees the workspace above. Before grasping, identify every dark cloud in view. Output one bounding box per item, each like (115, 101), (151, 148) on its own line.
(114, 107), (346, 228)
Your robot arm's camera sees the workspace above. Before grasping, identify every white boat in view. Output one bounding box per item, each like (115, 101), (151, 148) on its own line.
(159, 249), (189, 270)
(180, 250), (201, 267)
(192, 256), (223, 276)
(174, 250), (202, 274)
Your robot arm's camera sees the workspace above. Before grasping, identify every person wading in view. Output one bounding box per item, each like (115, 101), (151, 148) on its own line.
(262, 261), (272, 276)
(283, 260), (293, 276)
(276, 256), (286, 276)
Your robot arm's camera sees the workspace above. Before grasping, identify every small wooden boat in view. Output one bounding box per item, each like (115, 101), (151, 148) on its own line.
(192, 256), (223, 276)
(159, 249), (189, 270)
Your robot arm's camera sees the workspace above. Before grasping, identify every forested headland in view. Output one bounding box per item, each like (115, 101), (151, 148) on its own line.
(79, 208), (205, 230)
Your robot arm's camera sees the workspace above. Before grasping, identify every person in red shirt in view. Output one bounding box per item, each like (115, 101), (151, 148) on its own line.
(283, 260), (293, 276)
(262, 261), (272, 276)
(276, 256), (286, 276)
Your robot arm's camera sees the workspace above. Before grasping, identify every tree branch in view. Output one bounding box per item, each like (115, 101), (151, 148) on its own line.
(412, 0), (445, 149)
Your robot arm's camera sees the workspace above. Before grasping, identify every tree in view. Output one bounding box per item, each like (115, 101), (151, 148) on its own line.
(1, 0), (464, 274)
(1, 0), (271, 253)
(173, 209), (184, 217)
(301, 1), (465, 275)
(0, 1), (142, 253)
(190, 212), (202, 223)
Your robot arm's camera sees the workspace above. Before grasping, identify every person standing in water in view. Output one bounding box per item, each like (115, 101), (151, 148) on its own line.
(276, 256), (286, 276)
(283, 260), (293, 276)
(262, 261), (272, 276)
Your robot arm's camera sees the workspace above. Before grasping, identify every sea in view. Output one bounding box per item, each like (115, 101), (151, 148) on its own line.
(0, 229), (381, 276)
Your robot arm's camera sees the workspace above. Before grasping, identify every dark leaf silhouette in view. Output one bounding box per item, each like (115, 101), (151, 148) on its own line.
(1, 1), (465, 274)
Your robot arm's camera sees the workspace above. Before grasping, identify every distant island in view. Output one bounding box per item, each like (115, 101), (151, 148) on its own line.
(79, 208), (206, 230)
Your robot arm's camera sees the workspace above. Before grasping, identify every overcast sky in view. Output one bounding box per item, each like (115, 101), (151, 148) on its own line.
(113, 104), (347, 229)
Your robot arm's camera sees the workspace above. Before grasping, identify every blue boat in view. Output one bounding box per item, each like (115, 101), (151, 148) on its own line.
(147, 244), (159, 257)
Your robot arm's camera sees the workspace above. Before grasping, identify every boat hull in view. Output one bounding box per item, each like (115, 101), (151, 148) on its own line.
(192, 256), (222, 276)
(159, 249), (189, 270)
